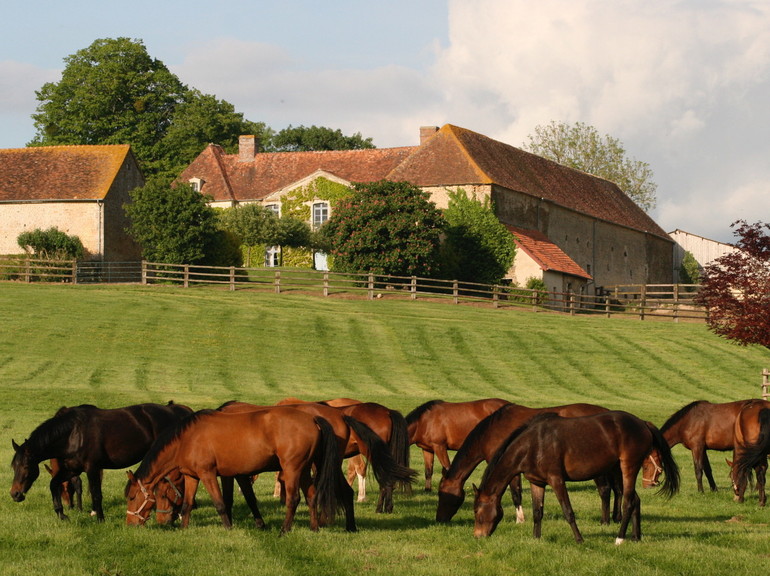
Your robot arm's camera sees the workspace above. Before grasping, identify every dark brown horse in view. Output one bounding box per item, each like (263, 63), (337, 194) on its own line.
(730, 399), (770, 506)
(437, 402), (617, 524)
(125, 406), (355, 534)
(406, 398), (510, 492)
(473, 411), (679, 544)
(329, 401), (413, 513)
(11, 401), (193, 520)
(641, 400), (755, 492)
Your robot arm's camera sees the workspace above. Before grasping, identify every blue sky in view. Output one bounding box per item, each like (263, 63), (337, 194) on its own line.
(2, 0), (769, 243)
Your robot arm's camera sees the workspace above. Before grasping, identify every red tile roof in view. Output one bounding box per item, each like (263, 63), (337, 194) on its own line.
(0, 145), (132, 202)
(507, 225), (592, 279)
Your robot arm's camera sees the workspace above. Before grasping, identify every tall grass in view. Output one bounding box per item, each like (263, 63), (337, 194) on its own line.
(1, 283), (769, 576)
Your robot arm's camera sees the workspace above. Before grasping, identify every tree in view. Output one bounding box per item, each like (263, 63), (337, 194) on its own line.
(31, 38), (265, 179)
(268, 125), (375, 152)
(523, 121), (657, 212)
(440, 189), (516, 285)
(321, 180), (444, 277)
(679, 251), (701, 285)
(696, 220), (770, 349)
(17, 227), (85, 260)
(125, 180), (223, 265)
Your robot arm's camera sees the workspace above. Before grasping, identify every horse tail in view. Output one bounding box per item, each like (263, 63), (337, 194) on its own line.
(344, 416), (417, 488)
(646, 421), (680, 499)
(312, 416), (340, 524)
(388, 409), (415, 491)
(733, 408), (770, 486)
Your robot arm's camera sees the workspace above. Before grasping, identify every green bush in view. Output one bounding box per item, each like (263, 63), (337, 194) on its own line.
(17, 227), (86, 260)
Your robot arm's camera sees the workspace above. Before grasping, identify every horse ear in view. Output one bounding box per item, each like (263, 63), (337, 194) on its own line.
(472, 483), (480, 498)
(44, 464), (53, 475)
(126, 470), (135, 482)
(11, 439), (20, 451)
(725, 459), (733, 468)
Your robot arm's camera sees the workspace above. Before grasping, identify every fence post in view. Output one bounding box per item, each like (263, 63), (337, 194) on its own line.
(229, 266), (235, 291)
(605, 294), (611, 318)
(673, 283), (679, 323)
(531, 289), (537, 312)
(25, 258), (31, 283)
(323, 272), (329, 297)
(71, 261), (78, 285)
(493, 285), (499, 308)
(763, 369), (770, 400)
(453, 280), (459, 304)
(141, 261), (148, 285)
(411, 276), (417, 300)
(639, 284), (646, 320)
(569, 292), (576, 316)
(183, 265), (189, 288)
(368, 273), (374, 300)
(274, 270), (281, 294)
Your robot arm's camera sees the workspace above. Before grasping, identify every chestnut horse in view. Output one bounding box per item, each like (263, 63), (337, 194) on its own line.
(730, 399), (770, 506)
(406, 398), (510, 492)
(437, 402), (617, 524)
(11, 401), (192, 521)
(125, 407), (355, 534)
(473, 411), (679, 544)
(641, 400), (755, 492)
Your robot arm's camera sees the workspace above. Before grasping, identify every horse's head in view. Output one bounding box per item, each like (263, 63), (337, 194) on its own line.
(472, 483), (503, 538)
(10, 440), (39, 502)
(153, 471), (185, 526)
(725, 458), (748, 503)
(641, 449), (663, 488)
(436, 476), (465, 522)
(125, 470), (155, 526)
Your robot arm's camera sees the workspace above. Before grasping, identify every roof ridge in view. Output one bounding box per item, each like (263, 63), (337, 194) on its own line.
(441, 125), (494, 184)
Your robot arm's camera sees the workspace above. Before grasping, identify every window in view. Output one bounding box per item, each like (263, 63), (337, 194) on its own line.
(265, 203), (280, 216)
(188, 177), (204, 193)
(265, 245), (280, 267)
(312, 202), (329, 230)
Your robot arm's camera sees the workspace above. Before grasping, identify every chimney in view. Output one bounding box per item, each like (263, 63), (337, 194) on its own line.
(420, 126), (439, 145)
(239, 135), (257, 162)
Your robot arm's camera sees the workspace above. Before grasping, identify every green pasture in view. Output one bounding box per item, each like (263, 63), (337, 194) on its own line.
(1, 282), (769, 576)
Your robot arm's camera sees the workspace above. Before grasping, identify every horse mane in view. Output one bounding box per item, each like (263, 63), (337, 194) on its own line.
(452, 403), (514, 464)
(134, 409), (216, 480)
(216, 400), (238, 410)
(660, 400), (705, 434)
(405, 400), (445, 425)
(25, 405), (90, 456)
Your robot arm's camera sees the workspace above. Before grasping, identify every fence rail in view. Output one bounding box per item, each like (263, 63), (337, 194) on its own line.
(0, 256), (708, 322)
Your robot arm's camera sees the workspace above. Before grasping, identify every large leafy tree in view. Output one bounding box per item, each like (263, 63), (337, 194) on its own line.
(696, 220), (770, 349)
(30, 38), (265, 179)
(321, 180), (444, 277)
(523, 121), (657, 212)
(268, 125), (375, 152)
(440, 189), (516, 285)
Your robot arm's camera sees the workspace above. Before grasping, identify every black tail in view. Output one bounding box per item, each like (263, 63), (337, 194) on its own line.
(387, 409), (415, 491)
(344, 415), (416, 487)
(734, 408), (770, 487)
(312, 416), (340, 525)
(647, 422), (680, 499)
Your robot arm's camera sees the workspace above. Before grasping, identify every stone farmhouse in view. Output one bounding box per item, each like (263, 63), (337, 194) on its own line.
(0, 145), (143, 261)
(179, 124), (673, 294)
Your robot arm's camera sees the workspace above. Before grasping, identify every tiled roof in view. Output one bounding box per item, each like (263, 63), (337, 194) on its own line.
(0, 145), (132, 202)
(179, 144), (416, 203)
(507, 225), (592, 280)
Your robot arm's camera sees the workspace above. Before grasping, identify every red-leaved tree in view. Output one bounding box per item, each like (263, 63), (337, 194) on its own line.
(696, 220), (770, 349)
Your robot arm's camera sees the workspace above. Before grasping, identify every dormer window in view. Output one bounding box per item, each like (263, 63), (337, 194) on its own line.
(189, 177), (204, 193)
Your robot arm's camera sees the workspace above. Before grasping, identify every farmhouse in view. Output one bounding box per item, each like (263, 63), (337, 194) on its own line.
(179, 124), (673, 292)
(0, 145), (143, 261)
(669, 229), (736, 282)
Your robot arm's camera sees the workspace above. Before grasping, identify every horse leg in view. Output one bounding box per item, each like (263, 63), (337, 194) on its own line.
(86, 468), (104, 521)
(221, 476), (235, 523)
(530, 483), (546, 539)
(629, 491), (642, 541)
(422, 450), (435, 492)
(691, 447), (707, 493)
(235, 475), (266, 529)
(346, 456), (367, 502)
(200, 473), (232, 529)
(336, 468), (358, 532)
(282, 471), (309, 535)
(549, 478), (583, 543)
(70, 475), (83, 510)
(756, 458), (767, 507)
(594, 475), (612, 525)
(179, 476), (200, 529)
(49, 471), (69, 521)
(701, 451), (718, 492)
(509, 473), (525, 523)
(615, 469), (638, 545)
(375, 482), (394, 514)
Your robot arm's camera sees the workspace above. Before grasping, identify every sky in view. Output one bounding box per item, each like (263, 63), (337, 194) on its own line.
(2, 0), (769, 243)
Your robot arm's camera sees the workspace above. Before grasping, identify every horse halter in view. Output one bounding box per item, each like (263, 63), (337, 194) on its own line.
(127, 478), (155, 524)
(643, 454), (663, 485)
(155, 475), (183, 518)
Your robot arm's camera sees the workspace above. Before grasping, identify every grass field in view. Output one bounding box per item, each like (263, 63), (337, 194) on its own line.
(1, 282), (770, 576)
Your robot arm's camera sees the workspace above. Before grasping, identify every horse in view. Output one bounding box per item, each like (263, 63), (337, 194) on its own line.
(44, 459), (82, 512)
(729, 399), (770, 506)
(473, 411), (679, 544)
(437, 402), (618, 524)
(641, 399), (755, 492)
(125, 406), (356, 534)
(406, 398), (510, 492)
(11, 401), (193, 521)
(327, 401), (413, 513)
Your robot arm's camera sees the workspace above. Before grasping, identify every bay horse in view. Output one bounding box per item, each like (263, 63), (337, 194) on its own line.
(44, 459), (82, 512)
(10, 401), (193, 521)
(641, 399), (755, 492)
(473, 411), (679, 544)
(406, 398), (510, 492)
(437, 402), (618, 524)
(125, 406), (355, 534)
(729, 399), (770, 506)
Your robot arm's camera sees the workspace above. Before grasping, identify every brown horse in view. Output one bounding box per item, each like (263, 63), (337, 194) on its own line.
(11, 401), (193, 521)
(406, 398), (510, 492)
(437, 402), (617, 524)
(125, 407), (355, 534)
(44, 459), (82, 512)
(730, 399), (770, 506)
(641, 400), (755, 491)
(473, 411), (679, 544)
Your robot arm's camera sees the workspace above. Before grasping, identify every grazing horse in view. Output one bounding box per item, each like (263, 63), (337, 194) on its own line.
(125, 407), (356, 534)
(473, 411), (679, 544)
(641, 400), (755, 492)
(406, 398), (510, 492)
(10, 401), (193, 521)
(437, 402), (617, 524)
(729, 399), (770, 506)
(44, 459), (82, 511)
(330, 401), (413, 513)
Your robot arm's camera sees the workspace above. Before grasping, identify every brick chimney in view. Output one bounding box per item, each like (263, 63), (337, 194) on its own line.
(420, 126), (439, 145)
(239, 135), (257, 162)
